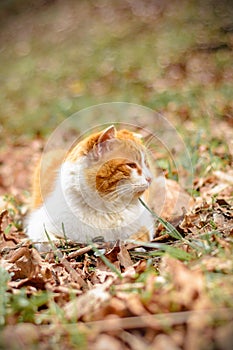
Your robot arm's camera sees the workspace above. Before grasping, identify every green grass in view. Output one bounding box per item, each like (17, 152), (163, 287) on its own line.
(0, 0), (232, 139)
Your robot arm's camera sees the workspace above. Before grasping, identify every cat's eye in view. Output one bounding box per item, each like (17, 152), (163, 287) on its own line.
(127, 162), (137, 169)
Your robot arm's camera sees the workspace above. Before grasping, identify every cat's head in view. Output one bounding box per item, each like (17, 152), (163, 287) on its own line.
(68, 125), (153, 204)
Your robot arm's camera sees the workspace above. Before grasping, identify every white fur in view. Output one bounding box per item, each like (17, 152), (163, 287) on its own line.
(26, 153), (154, 250)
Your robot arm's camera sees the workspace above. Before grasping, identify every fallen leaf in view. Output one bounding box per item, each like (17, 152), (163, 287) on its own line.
(105, 241), (120, 263)
(215, 321), (233, 350)
(94, 334), (123, 350)
(149, 176), (194, 220)
(152, 334), (181, 350)
(1, 323), (39, 349)
(8, 247), (41, 279)
(125, 294), (149, 316)
(117, 244), (133, 268)
(120, 331), (149, 350)
(214, 170), (233, 185)
(9, 276), (47, 289)
(161, 256), (208, 309)
(65, 282), (111, 321)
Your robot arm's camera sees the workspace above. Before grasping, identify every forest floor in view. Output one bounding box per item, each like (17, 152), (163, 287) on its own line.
(0, 1), (232, 349)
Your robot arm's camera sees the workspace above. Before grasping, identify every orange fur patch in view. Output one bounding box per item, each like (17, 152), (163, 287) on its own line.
(31, 149), (66, 209)
(67, 129), (142, 162)
(95, 159), (131, 194)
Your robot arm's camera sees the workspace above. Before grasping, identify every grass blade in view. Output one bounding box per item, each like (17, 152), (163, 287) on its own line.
(0, 267), (10, 326)
(90, 244), (123, 280)
(139, 198), (183, 240)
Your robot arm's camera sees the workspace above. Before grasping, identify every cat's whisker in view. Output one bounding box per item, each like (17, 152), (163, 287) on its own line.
(102, 186), (133, 201)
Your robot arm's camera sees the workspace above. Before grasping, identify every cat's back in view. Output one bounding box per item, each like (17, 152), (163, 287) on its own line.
(31, 149), (67, 209)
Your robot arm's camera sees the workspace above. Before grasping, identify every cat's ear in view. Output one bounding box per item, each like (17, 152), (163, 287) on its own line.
(98, 125), (116, 144)
(94, 125), (116, 159)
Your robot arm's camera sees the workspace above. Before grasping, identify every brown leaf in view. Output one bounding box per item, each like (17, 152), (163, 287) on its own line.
(8, 247), (40, 279)
(213, 170), (233, 185)
(65, 282), (111, 321)
(215, 321), (233, 350)
(0, 236), (17, 252)
(119, 331), (149, 350)
(161, 256), (208, 309)
(117, 244), (133, 268)
(94, 334), (123, 350)
(149, 176), (194, 220)
(125, 294), (149, 316)
(61, 256), (88, 289)
(152, 334), (181, 350)
(1, 324), (39, 349)
(105, 241), (120, 263)
(9, 276), (47, 289)
(0, 139), (44, 196)
(94, 268), (116, 284)
(97, 297), (128, 319)
(193, 256), (233, 274)
(6, 247), (53, 284)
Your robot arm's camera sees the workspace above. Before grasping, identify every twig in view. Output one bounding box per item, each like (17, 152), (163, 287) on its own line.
(32, 308), (233, 337)
(54, 308), (233, 332)
(67, 245), (93, 259)
(152, 234), (170, 242)
(61, 256), (88, 290)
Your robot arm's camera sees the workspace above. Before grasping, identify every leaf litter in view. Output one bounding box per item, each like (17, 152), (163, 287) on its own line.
(0, 138), (232, 350)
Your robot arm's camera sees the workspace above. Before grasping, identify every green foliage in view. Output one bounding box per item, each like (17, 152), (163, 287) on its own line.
(0, 1), (232, 139)
(3, 195), (24, 232)
(10, 289), (50, 323)
(0, 268), (10, 327)
(91, 244), (123, 279)
(0, 267), (50, 325)
(139, 198), (183, 241)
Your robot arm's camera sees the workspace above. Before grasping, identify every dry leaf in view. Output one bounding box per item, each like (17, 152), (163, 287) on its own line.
(97, 297), (128, 318)
(120, 331), (149, 350)
(125, 294), (149, 316)
(1, 324), (39, 349)
(117, 244), (133, 268)
(65, 283), (111, 320)
(7, 247), (53, 282)
(161, 256), (207, 309)
(94, 334), (123, 350)
(152, 334), (181, 350)
(105, 241), (120, 263)
(149, 176), (194, 220)
(215, 321), (233, 350)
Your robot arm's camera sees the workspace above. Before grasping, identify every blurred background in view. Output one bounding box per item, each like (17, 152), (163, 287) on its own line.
(0, 0), (232, 141)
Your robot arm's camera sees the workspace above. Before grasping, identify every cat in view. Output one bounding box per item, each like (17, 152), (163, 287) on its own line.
(26, 125), (155, 250)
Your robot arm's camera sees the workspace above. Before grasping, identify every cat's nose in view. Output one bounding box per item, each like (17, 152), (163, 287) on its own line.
(146, 176), (152, 184)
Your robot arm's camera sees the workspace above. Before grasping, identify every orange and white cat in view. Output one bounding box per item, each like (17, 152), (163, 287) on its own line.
(26, 125), (154, 250)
